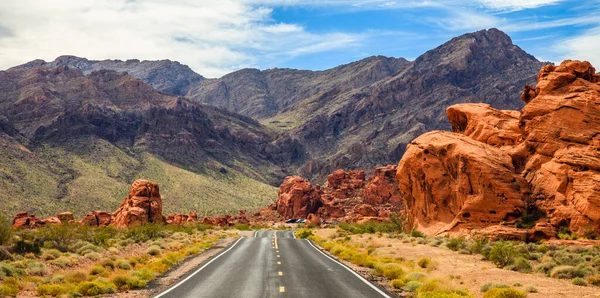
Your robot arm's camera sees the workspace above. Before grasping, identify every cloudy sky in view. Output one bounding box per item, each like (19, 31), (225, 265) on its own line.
(0, 0), (598, 77)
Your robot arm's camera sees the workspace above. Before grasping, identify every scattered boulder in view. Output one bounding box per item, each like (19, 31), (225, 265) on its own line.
(276, 176), (322, 219)
(306, 213), (321, 226)
(112, 179), (166, 228)
(81, 211), (112, 227)
(57, 212), (74, 223)
(11, 212), (44, 229)
(42, 217), (61, 225)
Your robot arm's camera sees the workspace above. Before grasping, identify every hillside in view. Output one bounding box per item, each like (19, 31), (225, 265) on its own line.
(0, 66), (282, 217)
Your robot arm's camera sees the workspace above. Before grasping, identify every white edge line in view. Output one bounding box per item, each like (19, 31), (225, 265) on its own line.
(292, 230), (296, 239)
(253, 230), (258, 238)
(306, 239), (392, 298)
(154, 237), (244, 298)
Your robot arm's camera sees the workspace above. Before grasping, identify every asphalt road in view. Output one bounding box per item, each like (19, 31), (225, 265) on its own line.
(154, 230), (393, 298)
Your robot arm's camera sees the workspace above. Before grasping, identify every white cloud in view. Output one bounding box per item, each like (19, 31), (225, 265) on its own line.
(431, 9), (500, 31)
(556, 27), (600, 68)
(0, 0), (362, 77)
(474, 0), (563, 11)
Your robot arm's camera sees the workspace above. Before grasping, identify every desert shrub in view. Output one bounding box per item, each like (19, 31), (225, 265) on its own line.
(483, 288), (526, 298)
(535, 260), (557, 275)
(586, 275), (600, 286)
(390, 279), (405, 289)
(374, 263), (405, 279)
(404, 280), (423, 292)
(550, 265), (593, 279)
(0, 277), (19, 296)
(418, 290), (472, 298)
(125, 224), (165, 243)
(133, 268), (156, 282)
(65, 270), (88, 283)
(12, 239), (41, 255)
(350, 253), (375, 268)
(50, 256), (74, 268)
(89, 226), (119, 247)
(27, 261), (48, 276)
(470, 236), (488, 254)
(411, 230), (425, 238)
(552, 251), (585, 266)
(512, 257), (532, 273)
(480, 282), (508, 292)
(235, 224), (250, 231)
(147, 245), (162, 256)
(405, 271), (428, 281)
(117, 260), (132, 270)
(90, 265), (106, 276)
(418, 257), (432, 268)
(37, 283), (71, 296)
(0, 262), (20, 277)
(76, 243), (103, 256)
(41, 248), (62, 261)
(338, 221), (400, 234)
(295, 229), (314, 239)
(446, 237), (466, 251)
(111, 274), (147, 290)
(0, 213), (12, 246)
(515, 207), (545, 229)
(77, 280), (116, 296)
(85, 252), (102, 261)
(100, 258), (116, 270)
(489, 240), (516, 267)
(524, 286), (538, 293)
(572, 277), (587, 286)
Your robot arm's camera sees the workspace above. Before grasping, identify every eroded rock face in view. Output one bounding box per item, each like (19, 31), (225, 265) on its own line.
(81, 211), (112, 227)
(112, 180), (165, 228)
(363, 165), (402, 205)
(11, 212), (44, 229)
(397, 131), (528, 235)
(398, 60), (600, 237)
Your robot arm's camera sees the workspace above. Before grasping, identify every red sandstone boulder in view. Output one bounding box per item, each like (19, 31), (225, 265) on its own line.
(397, 131), (528, 235)
(356, 204), (378, 217)
(81, 211), (112, 227)
(11, 212), (44, 229)
(112, 179), (166, 228)
(187, 212), (198, 223)
(42, 217), (61, 225)
(201, 216), (216, 225)
(363, 165), (402, 205)
(57, 212), (74, 223)
(276, 176), (322, 219)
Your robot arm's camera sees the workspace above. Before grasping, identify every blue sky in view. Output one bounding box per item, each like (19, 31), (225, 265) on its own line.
(0, 0), (598, 77)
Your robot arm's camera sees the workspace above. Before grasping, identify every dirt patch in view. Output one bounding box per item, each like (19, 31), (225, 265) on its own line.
(314, 229), (600, 298)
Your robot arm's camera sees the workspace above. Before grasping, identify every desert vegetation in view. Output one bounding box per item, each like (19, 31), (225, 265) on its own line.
(0, 216), (232, 297)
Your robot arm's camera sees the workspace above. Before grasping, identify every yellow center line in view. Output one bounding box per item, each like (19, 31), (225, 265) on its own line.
(274, 232), (279, 250)
(277, 255), (280, 258)
(278, 271), (283, 276)
(280, 286), (285, 293)
(277, 261), (281, 265)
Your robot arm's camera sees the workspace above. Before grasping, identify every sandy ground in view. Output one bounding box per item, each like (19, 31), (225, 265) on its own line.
(314, 229), (600, 298)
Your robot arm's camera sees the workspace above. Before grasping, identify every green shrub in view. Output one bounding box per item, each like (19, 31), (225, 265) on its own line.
(111, 274), (147, 290)
(587, 275), (600, 286)
(483, 288), (526, 298)
(90, 265), (106, 276)
(572, 277), (587, 286)
(0, 277), (19, 296)
(418, 257), (432, 268)
(77, 280), (116, 296)
(403, 280), (423, 292)
(524, 286), (538, 293)
(550, 264), (592, 279)
(0, 213), (12, 245)
(418, 290), (472, 298)
(66, 271), (88, 283)
(12, 239), (41, 255)
(85, 252), (102, 260)
(390, 279), (405, 289)
(446, 237), (466, 251)
(295, 229), (313, 239)
(512, 257), (532, 273)
(235, 224), (250, 231)
(405, 271), (427, 281)
(147, 245), (162, 256)
(41, 249), (62, 261)
(535, 261), (557, 275)
(100, 259), (116, 270)
(117, 260), (132, 270)
(36, 283), (71, 296)
(480, 282), (508, 292)
(470, 236), (488, 254)
(489, 240), (516, 267)
(49, 256), (73, 268)
(374, 263), (405, 279)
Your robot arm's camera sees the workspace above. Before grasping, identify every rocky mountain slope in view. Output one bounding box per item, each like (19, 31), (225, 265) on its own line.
(9, 55), (204, 96)
(276, 29), (547, 181)
(397, 60), (600, 239)
(0, 66), (285, 217)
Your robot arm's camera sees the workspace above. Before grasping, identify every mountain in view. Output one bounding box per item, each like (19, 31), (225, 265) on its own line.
(9, 55), (204, 96)
(0, 65), (287, 217)
(187, 56), (411, 120)
(272, 29), (547, 180)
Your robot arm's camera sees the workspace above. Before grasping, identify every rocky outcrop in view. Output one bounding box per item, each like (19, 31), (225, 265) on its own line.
(398, 60), (600, 238)
(11, 212), (44, 229)
(276, 176), (322, 219)
(306, 213), (321, 226)
(57, 212), (75, 223)
(81, 211), (112, 227)
(276, 165), (402, 222)
(112, 180), (165, 228)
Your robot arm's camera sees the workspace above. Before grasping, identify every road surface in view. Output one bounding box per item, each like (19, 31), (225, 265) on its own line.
(154, 230), (393, 298)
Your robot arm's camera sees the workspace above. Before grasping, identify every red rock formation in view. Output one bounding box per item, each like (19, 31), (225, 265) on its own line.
(398, 60), (600, 238)
(81, 211), (112, 227)
(112, 179), (165, 228)
(11, 212), (44, 229)
(306, 213), (321, 226)
(57, 212), (74, 223)
(397, 131), (529, 235)
(363, 165), (402, 205)
(187, 212), (198, 223)
(276, 176), (322, 219)
(42, 217), (61, 225)
(276, 166), (402, 222)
